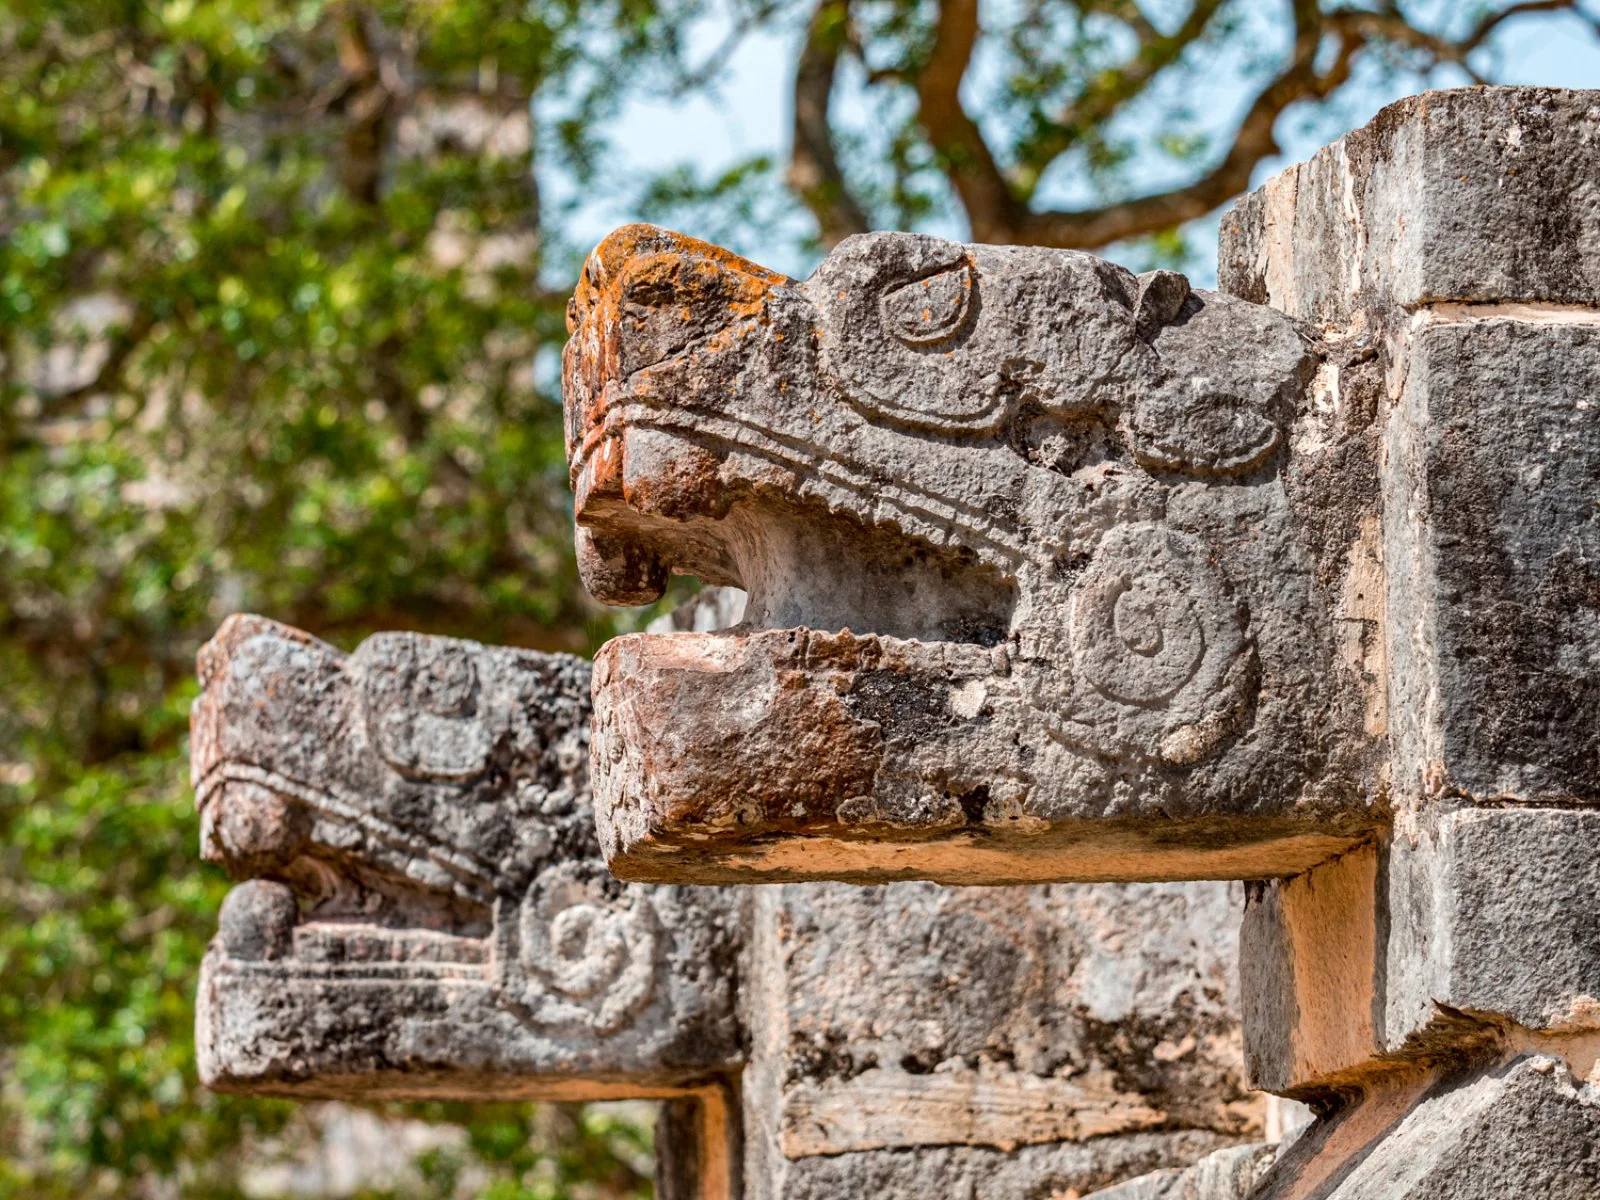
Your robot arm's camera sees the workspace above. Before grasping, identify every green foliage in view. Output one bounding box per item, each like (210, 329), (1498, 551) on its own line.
(0, 0), (701, 1194)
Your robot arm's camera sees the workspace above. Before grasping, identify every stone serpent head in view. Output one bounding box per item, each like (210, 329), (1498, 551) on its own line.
(565, 226), (1375, 884)
(192, 614), (739, 1095)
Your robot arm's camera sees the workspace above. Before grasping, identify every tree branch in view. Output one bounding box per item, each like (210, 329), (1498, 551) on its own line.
(854, 0), (1587, 251)
(915, 0), (1027, 243)
(335, 6), (391, 206)
(789, 0), (871, 247)
(1015, 0), (1228, 196)
(1015, 1), (1346, 248)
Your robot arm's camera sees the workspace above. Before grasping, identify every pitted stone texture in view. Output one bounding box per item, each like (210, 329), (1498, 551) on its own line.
(740, 879), (1266, 1198)
(1242, 811), (1600, 1099)
(1255, 1056), (1600, 1200)
(1083, 1143), (1278, 1199)
(1240, 846), (1385, 1098)
(1221, 87), (1600, 323)
(569, 224), (1382, 885)
(196, 608), (1272, 1199)
(768, 1134), (1253, 1200)
(192, 615), (743, 1098)
(1384, 809), (1600, 1044)
(1384, 318), (1600, 809)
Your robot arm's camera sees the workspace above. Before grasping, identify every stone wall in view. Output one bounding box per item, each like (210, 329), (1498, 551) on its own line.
(198, 86), (1600, 1199)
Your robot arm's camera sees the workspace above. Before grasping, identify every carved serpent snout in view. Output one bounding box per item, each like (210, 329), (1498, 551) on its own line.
(192, 616), (667, 1037)
(564, 226), (1310, 611)
(567, 228), (1370, 886)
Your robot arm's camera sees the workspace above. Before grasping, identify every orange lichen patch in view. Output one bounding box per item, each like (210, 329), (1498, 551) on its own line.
(563, 224), (792, 491)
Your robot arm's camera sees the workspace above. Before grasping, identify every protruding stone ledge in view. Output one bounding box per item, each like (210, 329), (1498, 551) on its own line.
(569, 222), (1383, 886)
(1220, 86), (1600, 325)
(192, 615), (745, 1100)
(593, 626), (1368, 885)
(1241, 808), (1600, 1100)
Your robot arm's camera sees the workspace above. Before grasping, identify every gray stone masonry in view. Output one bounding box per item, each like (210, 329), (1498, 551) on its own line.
(567, 226), (1373, 886)
(193, 608), (1268, 1198)
(196, 85), (1600, 1200)
(565, 86), (1600, 1197)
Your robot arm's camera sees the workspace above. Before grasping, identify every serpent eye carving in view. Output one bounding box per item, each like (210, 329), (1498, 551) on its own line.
(808, 232), (1155, 435)
(881, 265), (973, 346)
(808, 233), (1007, 431)
(1122, 291), (1311, 477)
(362, 634), (495, 781)
(495, 862), (657, 1035)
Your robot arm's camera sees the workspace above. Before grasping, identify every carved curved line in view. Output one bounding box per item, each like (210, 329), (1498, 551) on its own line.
(209, 958), (492, 982)
(194, 762), (499, 902)
(591, 402), (1038, 567)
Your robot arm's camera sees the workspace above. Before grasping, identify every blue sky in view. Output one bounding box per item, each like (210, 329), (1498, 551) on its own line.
(563, 3), (1600, 283)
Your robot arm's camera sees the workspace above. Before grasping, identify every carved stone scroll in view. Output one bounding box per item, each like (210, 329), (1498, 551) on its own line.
(191, 614), (744, 1101)
(194, 609), (1277, 1199)
(566, 223), (1375, 884)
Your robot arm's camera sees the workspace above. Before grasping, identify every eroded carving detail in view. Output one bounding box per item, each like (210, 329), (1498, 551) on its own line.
(564, 225), (1375, 882)
(1058, 522), (1255, 766)
(496, 862), (658, 1034)
(192, 614), (742, 1095)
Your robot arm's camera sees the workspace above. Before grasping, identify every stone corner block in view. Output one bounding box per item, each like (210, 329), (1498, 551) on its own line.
(1241, 809), (1600, 1097)
(1221, 86), (1600, 323)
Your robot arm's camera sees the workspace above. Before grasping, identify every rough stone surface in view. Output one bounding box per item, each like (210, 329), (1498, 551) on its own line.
(1384, 809), (1600, 1045)
(740, 878), (1261, 1198)
(1216, 88), (1600, 1200)
(1239, 846), (1381, 1098)
(1220, 87), (1600, 323)
(768, 1134), (1256, 1200)
(1255, 1056), (1600, 1199)
(192, 614), (744, 1099)
(1220, 88), (1600, 1112)
(567, 224), (1382, 884)
(1084, 1143), (1279, 1199)
(197, 606), (1268, 1198)
(1384, 318), (1600, 808)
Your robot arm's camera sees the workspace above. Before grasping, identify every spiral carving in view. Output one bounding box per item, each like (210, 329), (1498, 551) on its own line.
(495, 863), (657, 1035)
(1062, 522), (1254, 765)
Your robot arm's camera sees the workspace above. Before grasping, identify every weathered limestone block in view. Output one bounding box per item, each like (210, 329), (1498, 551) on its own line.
(195, 607), (1271, 1198)
(1219, 86), (1600, 1198)
(1242, 811), (1600, 1099)
(1384, 317), (1600, 809)
(1221, 83), (1600, 1088)
(741, 878), (1262, 1199)
(568, 224), (1380, 884)
(1085, 1143), (1279, 1200)
(1254, 1056), (1600, 1199)
(192, 614), (743, 1101)
(1220, 86), (1600, 323)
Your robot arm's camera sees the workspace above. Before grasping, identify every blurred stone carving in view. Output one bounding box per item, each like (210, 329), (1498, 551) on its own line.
(192, 614), (742, 1098)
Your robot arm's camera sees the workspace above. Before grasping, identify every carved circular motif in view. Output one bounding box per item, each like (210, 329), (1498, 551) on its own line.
(496, 862), (657, 1035)
(880, 265), (974, 346)
(1060, 522), (1255, 764)
(1072, 570), (1205, 704)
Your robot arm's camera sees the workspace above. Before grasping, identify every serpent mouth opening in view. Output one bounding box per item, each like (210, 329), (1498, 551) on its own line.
(211, 876), (493, 976)
(590, 492), (1020, 647)
(197, 765), (499, 969)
